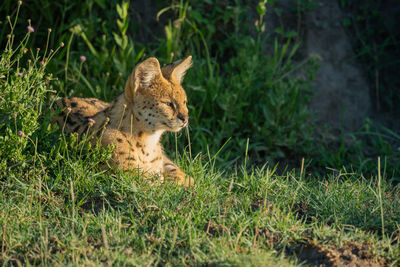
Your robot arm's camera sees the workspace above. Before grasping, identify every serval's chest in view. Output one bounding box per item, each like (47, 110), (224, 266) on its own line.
(99, 127), (164, 174)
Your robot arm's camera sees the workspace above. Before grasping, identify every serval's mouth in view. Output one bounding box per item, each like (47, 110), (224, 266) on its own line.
(169, 122), (187, 132)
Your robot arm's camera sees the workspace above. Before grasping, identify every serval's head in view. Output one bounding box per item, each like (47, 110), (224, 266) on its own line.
(125, 56), (192, 133)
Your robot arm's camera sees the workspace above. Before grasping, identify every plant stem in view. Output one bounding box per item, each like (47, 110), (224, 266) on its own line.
(378, 156), (385, 236)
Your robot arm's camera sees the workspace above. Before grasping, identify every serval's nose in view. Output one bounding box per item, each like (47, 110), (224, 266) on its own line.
(177, 113), (188, 125)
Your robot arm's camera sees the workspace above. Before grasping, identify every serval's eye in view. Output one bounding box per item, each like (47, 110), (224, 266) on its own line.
(162, 100), (175, 110)
(167, 102), (175, 109)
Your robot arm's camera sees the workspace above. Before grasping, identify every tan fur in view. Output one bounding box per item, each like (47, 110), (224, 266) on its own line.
(53, 56), (194, 187)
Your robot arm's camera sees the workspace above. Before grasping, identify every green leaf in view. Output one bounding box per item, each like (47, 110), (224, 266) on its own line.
(122, 20), (129, 35)
(256, 1), (267, 16)
(135, 48), (145, 63)
(274, 7), (282, 17)
(121, 35), (128, 50)
(122, 1), (129, 18)
(113, 32), (122, 47)
(116, 4), (123, 18)
(93, 0), (106, 9)
(285, 31), (297, 38)
(117, 19), (124, 33)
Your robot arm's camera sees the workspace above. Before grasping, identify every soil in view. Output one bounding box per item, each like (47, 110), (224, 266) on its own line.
(261, 223), (387, 266)
(293, 240), (387, 267)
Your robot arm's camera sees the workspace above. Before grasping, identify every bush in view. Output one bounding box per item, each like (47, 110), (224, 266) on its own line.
(0, 9), (59, 169)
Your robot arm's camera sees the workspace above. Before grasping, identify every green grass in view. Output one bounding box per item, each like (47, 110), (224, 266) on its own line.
(1, 1), (400, 265)
(1, 154), (400, 265)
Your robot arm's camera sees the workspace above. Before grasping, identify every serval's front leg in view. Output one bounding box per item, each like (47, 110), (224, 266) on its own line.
(162, 156), (194, 188)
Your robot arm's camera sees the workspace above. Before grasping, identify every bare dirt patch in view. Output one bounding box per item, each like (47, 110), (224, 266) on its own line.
(293, 240), (386, 267)
(262, 228), (282, 249)
(204, 220), (226, 237)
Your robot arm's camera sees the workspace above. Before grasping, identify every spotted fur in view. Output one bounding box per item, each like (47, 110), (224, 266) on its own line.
(53, 56), (194, 187)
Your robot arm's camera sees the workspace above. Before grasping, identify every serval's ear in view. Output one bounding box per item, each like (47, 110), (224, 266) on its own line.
(125, 57), (163, 102)
(162, 55), (192, 84)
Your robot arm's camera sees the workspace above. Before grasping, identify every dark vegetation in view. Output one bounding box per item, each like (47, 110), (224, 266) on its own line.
(340, 0), (400, 115)
(0, 0), (399, 265)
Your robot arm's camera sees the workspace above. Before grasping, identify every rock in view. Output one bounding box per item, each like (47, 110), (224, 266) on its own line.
(302, 0), (371, 133)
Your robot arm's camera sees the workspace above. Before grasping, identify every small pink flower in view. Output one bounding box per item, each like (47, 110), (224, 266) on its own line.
(50, 95), (55, 99)
(80, 55), (86, 62)
(27, 26), (34, 33)
(18, 130), (24, 137)
(118, 72), (123, 77)
(88, 118), (96, 126)
(17, 72), (23, 78)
